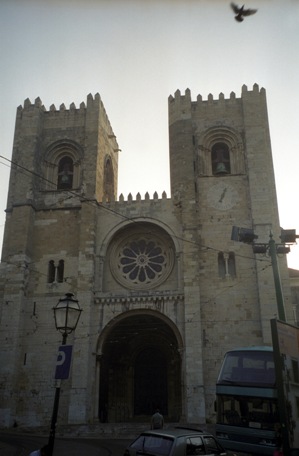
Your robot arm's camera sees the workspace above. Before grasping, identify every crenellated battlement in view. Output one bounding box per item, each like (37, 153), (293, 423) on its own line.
(18, 92), (107, 113)
(118, 191), (168, 202)
(16, 93), (117, 144)
(168, 83), (266, 125)
(101, 191), (170, 204)
(96, 191), (174, 224)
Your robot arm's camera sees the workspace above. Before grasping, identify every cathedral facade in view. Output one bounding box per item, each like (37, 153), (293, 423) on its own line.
(0, 85), (293, 428)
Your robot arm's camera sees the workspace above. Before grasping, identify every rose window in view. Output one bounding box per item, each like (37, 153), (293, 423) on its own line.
(120, 239), (166, 282)
(110, 232), (174, 289)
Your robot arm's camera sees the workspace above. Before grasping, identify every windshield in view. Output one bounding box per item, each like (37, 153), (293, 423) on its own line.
(130, 434), (174, 456)
(217, 395), (279, 430)
(217, 350), (275, 386)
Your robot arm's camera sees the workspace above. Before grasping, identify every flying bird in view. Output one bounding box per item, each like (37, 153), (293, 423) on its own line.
(230, 3), (257, 22)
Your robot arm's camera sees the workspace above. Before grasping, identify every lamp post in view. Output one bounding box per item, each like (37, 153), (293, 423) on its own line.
(48, 293), (82, 456)
(252, 230), (298, 322)
(231, 226), (298, 322)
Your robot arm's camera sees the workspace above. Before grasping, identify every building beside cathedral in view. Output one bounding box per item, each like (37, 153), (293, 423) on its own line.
(0, 84), (294, 429)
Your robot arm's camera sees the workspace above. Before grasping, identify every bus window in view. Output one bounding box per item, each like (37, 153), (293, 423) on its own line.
(217, 349), (275, 386)
(217, 395), (279, 430)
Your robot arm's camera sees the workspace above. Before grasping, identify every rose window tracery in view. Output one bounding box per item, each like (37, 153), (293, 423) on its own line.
(110, 229), (174, 289)
(121, 239), (165, 282)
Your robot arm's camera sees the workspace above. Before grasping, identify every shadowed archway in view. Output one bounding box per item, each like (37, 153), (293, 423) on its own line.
(98, 312), (182, 423)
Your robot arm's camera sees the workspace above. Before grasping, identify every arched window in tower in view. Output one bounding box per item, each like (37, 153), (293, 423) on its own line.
(218, 252), (226, 278)
(48, 260), (56, 283)
(103, 157), (114, 201)
(218, 252), (236, 278)
(228, 252), (236, 277)
(57, 260), (64, 283)
(212, 143), (231, 175)
(47, 259), (64, 283)
(57, 156), (74, 190)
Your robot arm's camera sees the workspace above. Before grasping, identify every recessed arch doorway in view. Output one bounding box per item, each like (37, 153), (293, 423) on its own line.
(98, 311), (182, 423)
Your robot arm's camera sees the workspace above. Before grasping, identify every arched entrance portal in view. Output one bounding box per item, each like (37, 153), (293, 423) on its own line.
(98, 312), (182, 423)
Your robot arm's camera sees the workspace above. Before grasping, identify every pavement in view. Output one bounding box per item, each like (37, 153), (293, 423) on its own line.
(0, 434), (132, 456)
(0, 440), (15, 456)
(0, 422), (217, 456)
(0, 425), (135, 456)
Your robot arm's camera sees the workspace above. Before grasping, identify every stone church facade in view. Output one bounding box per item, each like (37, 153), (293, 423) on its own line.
(0, 84), (294, 428)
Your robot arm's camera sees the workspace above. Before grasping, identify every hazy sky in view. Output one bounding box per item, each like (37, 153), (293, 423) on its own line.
(1, 0), (299, 268)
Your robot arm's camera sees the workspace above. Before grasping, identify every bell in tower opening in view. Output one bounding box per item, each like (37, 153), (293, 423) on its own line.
(212, 142), (231, 175)
(57, 156), (74, 189)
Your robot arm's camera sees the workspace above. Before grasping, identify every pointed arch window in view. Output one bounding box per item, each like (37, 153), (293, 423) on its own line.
(57, 156), (74, 190)
(212, 143), (231, 175)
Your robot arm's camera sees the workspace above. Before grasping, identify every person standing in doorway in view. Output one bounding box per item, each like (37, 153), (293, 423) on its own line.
(151, 409), (164, 429)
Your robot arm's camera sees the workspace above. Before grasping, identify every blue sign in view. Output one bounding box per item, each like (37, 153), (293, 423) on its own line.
(55, 345), (73, 380)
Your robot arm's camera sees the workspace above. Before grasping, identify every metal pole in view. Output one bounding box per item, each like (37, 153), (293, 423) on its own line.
(48, 383), (61, 456)
(271, 319), (290, 456)
(48, 332), (67, 456)
(268, 234), (286, 322)
(268, 240), (289, 454)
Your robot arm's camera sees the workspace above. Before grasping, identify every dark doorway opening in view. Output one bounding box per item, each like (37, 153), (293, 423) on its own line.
(134, 347), (168, 416)
(98, 313), (181, 422)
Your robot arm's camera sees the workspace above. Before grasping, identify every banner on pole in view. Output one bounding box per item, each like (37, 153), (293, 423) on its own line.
(54, 345), (73, 380)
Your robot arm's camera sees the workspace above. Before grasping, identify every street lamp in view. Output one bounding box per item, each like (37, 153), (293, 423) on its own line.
(53, 292), (82, 344)
(48, 293), (82, 456)
(231, 226), (298, 322)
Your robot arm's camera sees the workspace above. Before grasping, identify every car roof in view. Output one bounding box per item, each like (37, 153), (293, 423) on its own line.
(227, 346), (273, 352)
(140, 427), (209, 438)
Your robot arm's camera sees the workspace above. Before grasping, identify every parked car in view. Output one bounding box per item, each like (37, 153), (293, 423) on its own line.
(123, 427), (227, 456)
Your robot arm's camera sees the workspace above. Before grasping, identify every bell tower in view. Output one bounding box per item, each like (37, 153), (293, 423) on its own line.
(0, 95), (120, 428)
(2, 93), (119, 262)
(168, 84), (292, 419)
(168, 84), (291, 334)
